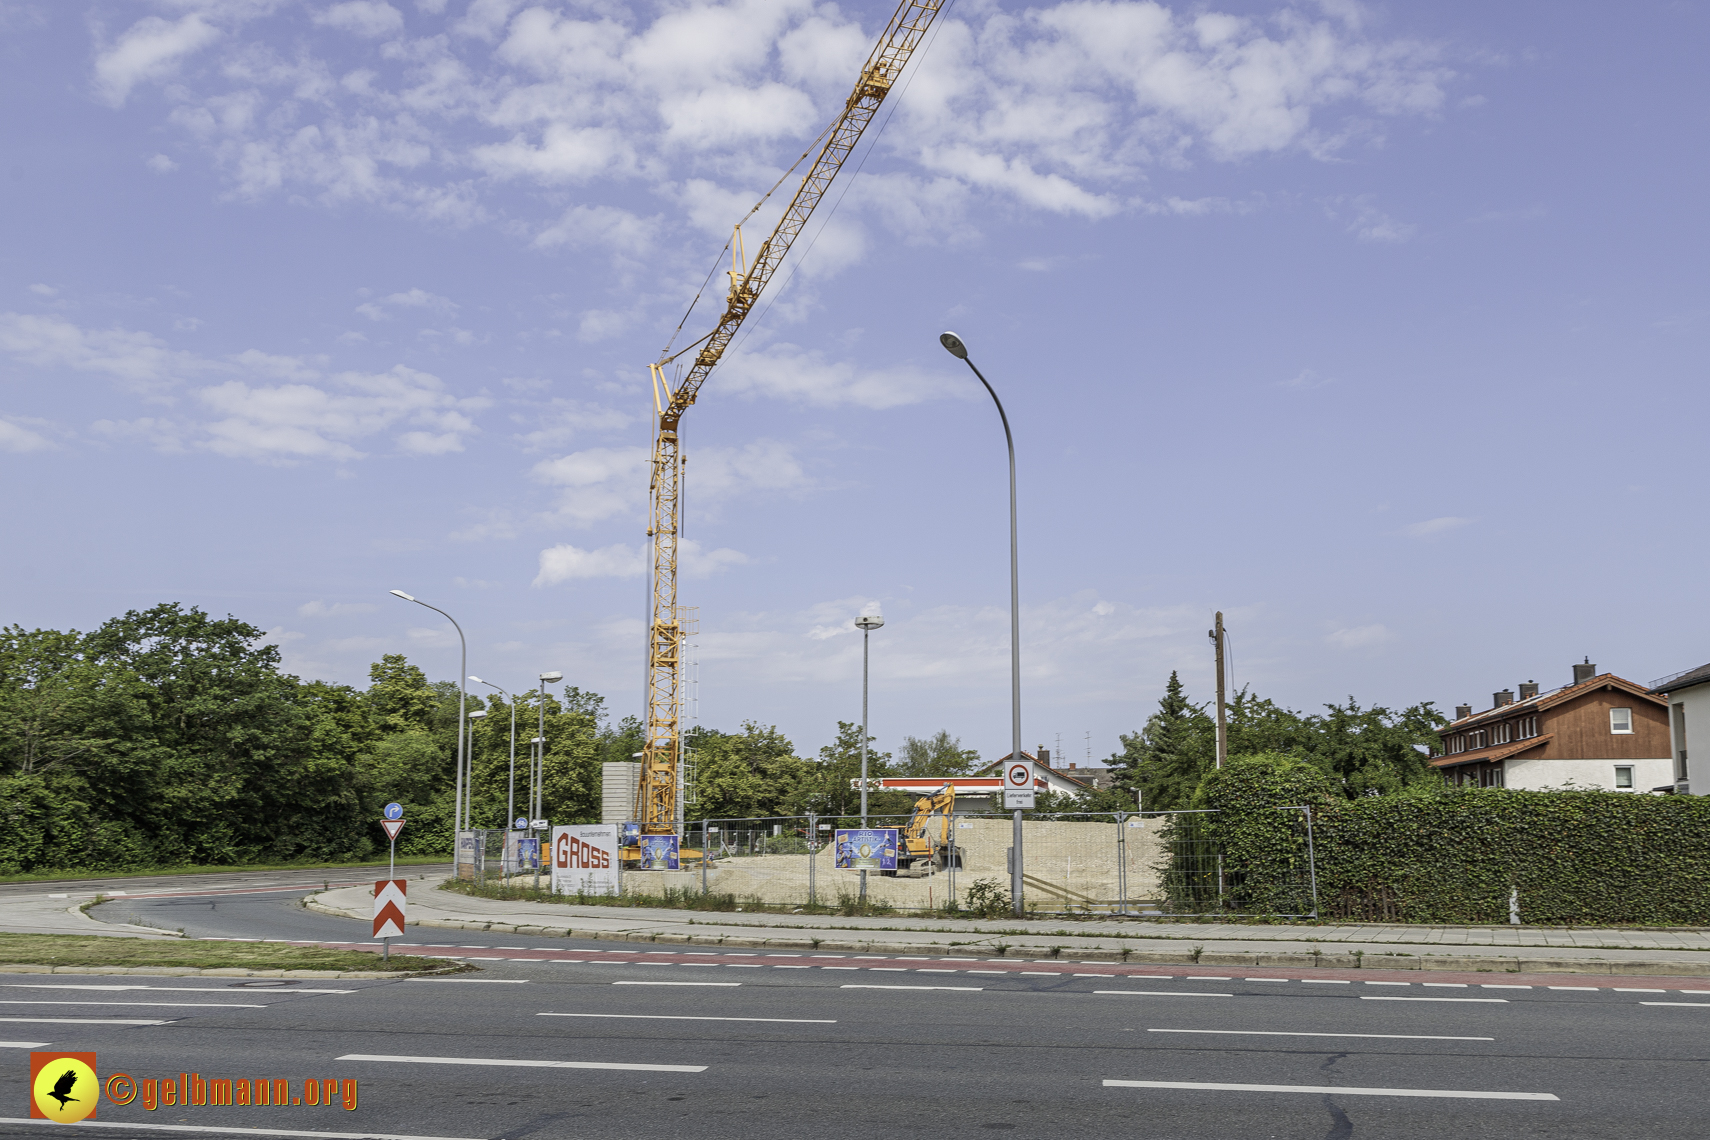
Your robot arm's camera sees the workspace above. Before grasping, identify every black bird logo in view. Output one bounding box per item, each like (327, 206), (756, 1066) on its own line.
(47, 1069), (79, 1109)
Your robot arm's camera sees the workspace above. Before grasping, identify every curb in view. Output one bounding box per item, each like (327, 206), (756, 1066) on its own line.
(299, 896), (1710, 978)
(0, 963), (459, 979)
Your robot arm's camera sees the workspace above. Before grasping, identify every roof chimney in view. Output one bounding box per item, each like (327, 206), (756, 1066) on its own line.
(1455, 704), (1472, 720)
(1038, 748), (1050, 766)
(1572, 658), (1596, 686)
(1494, 689), (1514, 707)
(1519, 680), (1539, 700)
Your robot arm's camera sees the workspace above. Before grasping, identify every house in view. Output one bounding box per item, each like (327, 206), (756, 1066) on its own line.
(1647, 661), (1710, 794)
(1432, 659), (1672, 792)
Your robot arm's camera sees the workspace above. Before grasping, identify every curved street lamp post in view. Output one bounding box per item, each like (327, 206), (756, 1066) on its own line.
(938, 331), (1025, 918)
(389, 591), (470, 834)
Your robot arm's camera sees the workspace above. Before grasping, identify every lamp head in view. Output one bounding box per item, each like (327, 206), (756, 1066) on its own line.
(540, 671), (563, 683)
(939, 331), (968, 360)
(389, 589), (416, 602)
(468, 709), (487, 720)
(468, 675), (484, 685)
(854, 613), (885, 631)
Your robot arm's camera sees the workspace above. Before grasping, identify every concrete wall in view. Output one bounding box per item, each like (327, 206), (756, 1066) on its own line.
(601, 762), (638, 824)
(605, 817), (1166, 911)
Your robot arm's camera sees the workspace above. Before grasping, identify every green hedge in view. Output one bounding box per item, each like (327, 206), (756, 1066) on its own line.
(1195, 754), (1710, 926)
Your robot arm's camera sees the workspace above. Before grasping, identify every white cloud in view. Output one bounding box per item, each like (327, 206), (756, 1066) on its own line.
(1326, 623), (1392, 650)
(1401, 515), (1470, 538)
(146, 154), (178, 173)
(298, 600), (379, 617)
(93, 13), (221, 107)
(1327, 194), (1418, 242)
(356, 288), (457, 320)
(28, 284), (56, 297)
(0, 312), (204, 395)
(0, 416), (54, 453)
(96, 1), (1453, 249)
(312, 2), (405, 40)
(533, 538), (748, 585)
(718, 344), (968, 410)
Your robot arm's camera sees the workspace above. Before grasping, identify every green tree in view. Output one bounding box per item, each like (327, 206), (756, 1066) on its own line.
(1109, 671), (1215, 811)
(687, 722), (809, 820)
(809, 721), (907, 819)
(895, 730), (980, 777)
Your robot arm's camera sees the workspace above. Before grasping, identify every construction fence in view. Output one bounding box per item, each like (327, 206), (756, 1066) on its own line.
(594, 809), (1317, 918)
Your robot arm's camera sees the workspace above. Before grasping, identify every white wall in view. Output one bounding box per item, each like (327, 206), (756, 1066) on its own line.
(1670, 684), (1710, 794)
(1506, 755), (1673, 792)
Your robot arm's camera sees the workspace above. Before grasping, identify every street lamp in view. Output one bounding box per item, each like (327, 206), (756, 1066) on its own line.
(470, 677), (517, 837)
(938, 331), (1025, 917)
(854, 611), (884, 906)
(537, 671), (562, 828)
(390, 590), (470, 833)
(467, 709), (487, 828)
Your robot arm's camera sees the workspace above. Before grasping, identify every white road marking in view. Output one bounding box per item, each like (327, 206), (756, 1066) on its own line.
(0, 1001), (264, 1008)
(1244, 979), (1290, 983)
(0, 1018), (169, 1025)
(1548, 987), (1598, 991)
(919, 969), (959, 973)
(1640, 1002), (1710, 1007)
(1148, 1029), (1495, 1041)
(338, 1053), (705, 1072)
(1021, 972), (1061, 977)
(723, 965), (763, 969)
(1364, 982), (1410, 987)
(1679, 990), (1710, 994)
(612, 981), (739, 987)
(0, 1116), (487, 1140)
(869, 968), (908, 972)
(1096, 991), (1233, 999)
(822, 967), (860, 971)
(406, 979), (528, 983)
(1301, 980), (1350, 985)
(1422, 983), (1467, 988)
(1102, 1080), (1555, 1100)
(1482, 985), (1531, 989)
(1187, 976), (1230, 981)
(841, 985), (983, 992)
(772, 966), (810, 969)
(966, 970), (1007, 975)
(1362, 996), (1507, 1003)
(1614, 988), (1666, 993)
(541, 1013), (836, 1024)
(0, 1041), (52, 1048)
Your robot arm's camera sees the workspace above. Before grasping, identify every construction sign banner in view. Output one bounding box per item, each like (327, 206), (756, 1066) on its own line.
(551, 824), (619, 895)
(835, 828), (898, 871)
(31, 1052), (97, 1122)
(372, 879), (406, 939)
(637, 834), (679, 871)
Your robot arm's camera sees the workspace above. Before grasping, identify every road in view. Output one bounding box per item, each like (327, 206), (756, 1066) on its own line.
(0, 874), (1703, 1139)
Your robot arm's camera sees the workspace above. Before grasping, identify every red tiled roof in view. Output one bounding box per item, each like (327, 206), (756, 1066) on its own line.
(1447, 674), (1663, 729)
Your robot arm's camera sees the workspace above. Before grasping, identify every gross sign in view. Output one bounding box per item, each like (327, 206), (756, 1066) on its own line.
(1003, 761), (1036, 810)
(834, 828), (898, 871)
(551, 824), (619, 895)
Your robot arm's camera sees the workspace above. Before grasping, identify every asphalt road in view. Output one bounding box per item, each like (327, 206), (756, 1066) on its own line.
(0, 879), (1702, 1139)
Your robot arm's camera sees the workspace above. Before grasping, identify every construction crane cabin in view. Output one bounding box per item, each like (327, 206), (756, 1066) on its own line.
(635, 0), (946, 854)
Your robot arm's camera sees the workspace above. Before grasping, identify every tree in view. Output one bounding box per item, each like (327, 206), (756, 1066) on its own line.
(895, 730), (980, 777)
(808, 721), (907, 819)
(1109, 671), (1214, 811)
(686, 722), (809, 820)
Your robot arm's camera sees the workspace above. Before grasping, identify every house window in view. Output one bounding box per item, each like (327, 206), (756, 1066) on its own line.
(1614, 765), (1634, 789)
(1673, 704), (1689, 780)
(1495, 722), (1512, 745)
(1610, 708), (1634, 735)
(1471, 730), (1487, 750)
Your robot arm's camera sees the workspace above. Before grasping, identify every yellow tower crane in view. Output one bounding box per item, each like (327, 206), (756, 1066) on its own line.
(638, 0), (946, 838)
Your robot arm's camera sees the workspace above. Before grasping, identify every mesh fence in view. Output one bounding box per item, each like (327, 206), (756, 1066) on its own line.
(604, 808), (1319, 918)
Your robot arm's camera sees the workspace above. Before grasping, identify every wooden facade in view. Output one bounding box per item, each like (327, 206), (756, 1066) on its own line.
(1433, 673), (1670, 789)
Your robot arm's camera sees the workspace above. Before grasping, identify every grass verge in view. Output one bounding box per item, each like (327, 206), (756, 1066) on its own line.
(439, 877), (1001, 919)
(0, 933), (449, 973)
(0, 856), (450, 886)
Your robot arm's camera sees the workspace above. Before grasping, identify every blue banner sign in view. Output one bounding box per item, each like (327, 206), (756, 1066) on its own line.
(515, 837), (540, 870)
(620, 821), (641, 845)
(637, 834), (680, 871)
(834, 828), (898, 871)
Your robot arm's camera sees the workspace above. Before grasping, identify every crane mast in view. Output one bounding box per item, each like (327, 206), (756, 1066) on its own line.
(639, 0), (945, 836)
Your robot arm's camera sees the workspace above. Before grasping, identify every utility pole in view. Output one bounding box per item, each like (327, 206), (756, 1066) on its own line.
(1210, 611), (1227, 769)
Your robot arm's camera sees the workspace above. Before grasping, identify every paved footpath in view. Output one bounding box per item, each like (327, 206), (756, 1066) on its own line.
(305, 880), (1710, 976)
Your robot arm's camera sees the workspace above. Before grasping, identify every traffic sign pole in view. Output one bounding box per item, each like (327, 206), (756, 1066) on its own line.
(379, 805), (406, 954)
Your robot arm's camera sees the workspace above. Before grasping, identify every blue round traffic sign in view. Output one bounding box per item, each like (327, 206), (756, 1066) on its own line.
(383, 802), (404, 821)
(514, 816), (528, 829)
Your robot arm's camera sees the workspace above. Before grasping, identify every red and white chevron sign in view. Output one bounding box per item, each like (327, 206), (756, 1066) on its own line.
(372, 879), (407, 939)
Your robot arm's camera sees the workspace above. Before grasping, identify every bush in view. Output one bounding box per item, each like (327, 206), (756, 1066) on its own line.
(964, 878), (1011, 918)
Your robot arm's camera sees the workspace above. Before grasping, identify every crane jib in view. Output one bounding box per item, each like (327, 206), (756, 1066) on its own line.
(640, 0), (946, 837)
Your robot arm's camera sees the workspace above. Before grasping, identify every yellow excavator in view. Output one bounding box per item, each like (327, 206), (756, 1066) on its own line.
(894, 784), (959, 875)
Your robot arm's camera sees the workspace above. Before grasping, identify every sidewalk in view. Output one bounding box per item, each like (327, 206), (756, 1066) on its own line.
(307, 880), (1710, 977)
(0, 893), (179, 940)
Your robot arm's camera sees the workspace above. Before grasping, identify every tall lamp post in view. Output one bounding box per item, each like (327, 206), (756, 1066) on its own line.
(536, 671), (562, 827)
(854, 611), (884, 905)
(938, 331), (1025, 918)
(467, 709), (487, 829)
(389, 590), (469, 833)
(470, 677), (516, 837)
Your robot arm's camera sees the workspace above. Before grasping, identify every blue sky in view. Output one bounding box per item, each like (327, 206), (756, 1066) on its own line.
(3, 0), (1706, 765)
